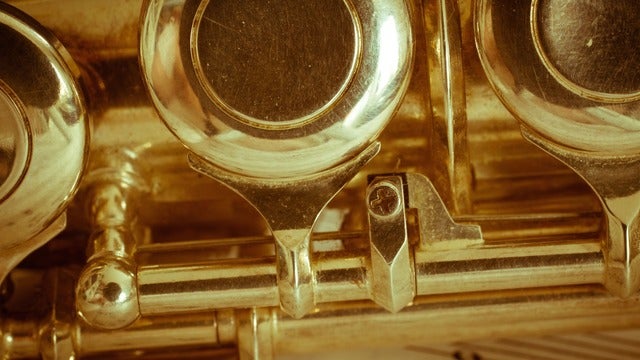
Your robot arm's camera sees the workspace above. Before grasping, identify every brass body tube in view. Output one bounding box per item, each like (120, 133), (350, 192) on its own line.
(274, 288), (640, 355)
(2, 0), (637, 359)
(3, 286), (640, 359)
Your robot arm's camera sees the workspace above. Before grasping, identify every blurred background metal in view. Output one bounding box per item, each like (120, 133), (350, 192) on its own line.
(1, 0), (639, 359)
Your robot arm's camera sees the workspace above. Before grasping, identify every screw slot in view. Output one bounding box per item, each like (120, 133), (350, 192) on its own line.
(367, 181), (401, 217)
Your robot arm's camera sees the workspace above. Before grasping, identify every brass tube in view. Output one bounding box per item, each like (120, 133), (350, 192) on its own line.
(6, 287), (640, 359)
(1, 313), (230, 359)
(416, 242), (604, 295)
(274, 287), (640, 355)
(137, 241), (603, 316)
(139, 258), (280, 314)
(78, 313), (222, 357)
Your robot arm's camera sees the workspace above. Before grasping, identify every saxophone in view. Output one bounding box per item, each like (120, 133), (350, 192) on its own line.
(1, 0), (640, 358)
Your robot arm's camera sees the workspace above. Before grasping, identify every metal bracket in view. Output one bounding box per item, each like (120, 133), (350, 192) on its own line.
(366, 173), (483, 313)
(405, 173), (483, 250)
(190, 142), (381, 318)
(367, 175), (414, 312)
(523, 126), (640, 298)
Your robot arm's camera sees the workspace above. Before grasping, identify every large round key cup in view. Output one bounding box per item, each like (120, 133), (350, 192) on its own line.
(140, 0), (414, 317)
(0, 3), (89, 284)
(476, 0), (640, 297)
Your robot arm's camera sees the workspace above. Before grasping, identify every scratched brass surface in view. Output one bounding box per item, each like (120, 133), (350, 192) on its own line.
(1, 0), (639, 359)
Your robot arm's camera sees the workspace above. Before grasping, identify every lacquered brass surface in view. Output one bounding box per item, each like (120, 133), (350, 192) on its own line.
(476, 0), (640, 153)
(2, 0), (640, 359)
(477, 0), (640, 299)
(141, 0), (413, 178)
(0, 81), (28, 202)
(142, 0), (413, 318)
(0, 1), (89, 284)
(366, 175), (414, 312)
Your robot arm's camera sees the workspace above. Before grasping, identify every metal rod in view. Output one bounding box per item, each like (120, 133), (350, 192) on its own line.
(274, 287), (640, 355)
(137, 241), (603, 315)
(6, 286), (640, 359)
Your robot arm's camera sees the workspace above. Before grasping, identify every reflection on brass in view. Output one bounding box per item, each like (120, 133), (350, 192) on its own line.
(0, 1), (89, 285)
(76, 150), (149, 330)
(2, 0), (640, 359)
(478, 0), (640, 299)
(141, 0), (413, 176)
(143, 0), (413, 319)
(0, 80), (28, 202)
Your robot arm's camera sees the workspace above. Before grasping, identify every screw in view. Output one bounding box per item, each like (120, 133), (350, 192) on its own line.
(368, 181), (401, 217)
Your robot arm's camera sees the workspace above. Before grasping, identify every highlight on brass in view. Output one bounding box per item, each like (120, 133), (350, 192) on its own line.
(0, 1), (89, 286)
(476, 0), (640, 153)
(140, 0), (413, 178)
(476, 0), (640, 299)
(2, 0), (640, 359)
(141, 0), (413, 319)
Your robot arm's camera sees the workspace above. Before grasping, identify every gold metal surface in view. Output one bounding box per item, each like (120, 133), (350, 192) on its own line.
(140, 0), (414, 178)
(531, 0), (640, 103)
(189, 142), (380, 318)
(191, 0), (359, 126)
(0, 1), (89, 285)
(0, 80), (28, 202)
(367, 175), (414, 312)
(75, 150), (149, 330)
(476, 0), (640, 299)
(1, 0), (640, 359)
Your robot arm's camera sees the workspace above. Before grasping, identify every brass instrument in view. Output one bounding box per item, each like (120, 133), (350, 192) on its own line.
(1, 0), (640, 358)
